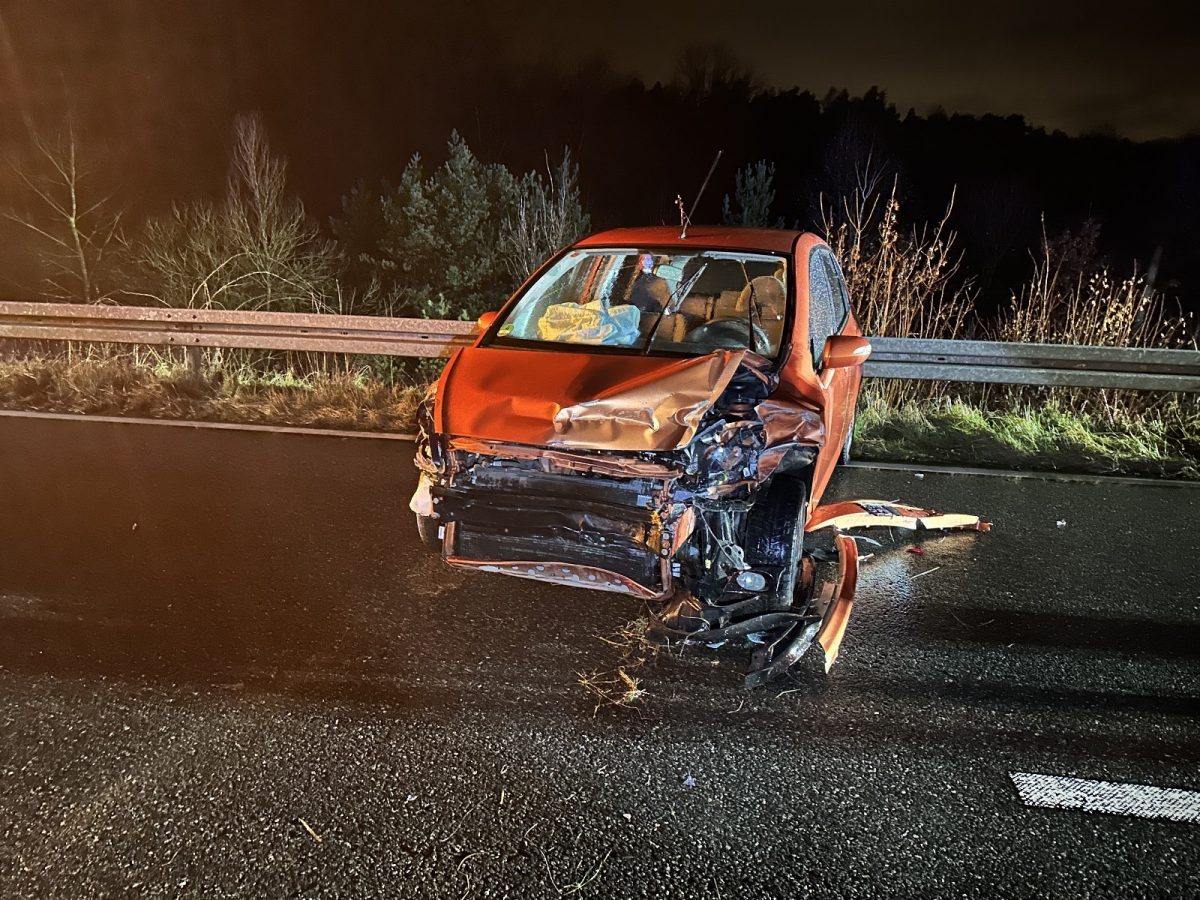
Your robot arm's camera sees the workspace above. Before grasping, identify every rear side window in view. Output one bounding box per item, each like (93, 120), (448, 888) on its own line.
(807, 250), (837, 366)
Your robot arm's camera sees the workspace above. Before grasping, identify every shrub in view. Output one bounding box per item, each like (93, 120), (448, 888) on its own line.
(336, 135), (591, 321)
(335, 133), (520, 321)
(499, 149), (590, 285)
(130, 115), (338, 312)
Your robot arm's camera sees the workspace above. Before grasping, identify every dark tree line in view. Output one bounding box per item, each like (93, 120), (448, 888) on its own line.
(1, 1), (1197, 316)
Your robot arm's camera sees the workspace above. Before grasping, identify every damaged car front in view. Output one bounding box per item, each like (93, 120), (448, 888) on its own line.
(411, 228), (872, 682)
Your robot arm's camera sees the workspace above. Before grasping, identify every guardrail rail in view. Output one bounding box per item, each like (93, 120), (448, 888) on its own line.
(1, 301), (1196, 392)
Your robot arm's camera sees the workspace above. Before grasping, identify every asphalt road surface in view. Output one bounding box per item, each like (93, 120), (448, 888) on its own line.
(1, 415), (1197, 899)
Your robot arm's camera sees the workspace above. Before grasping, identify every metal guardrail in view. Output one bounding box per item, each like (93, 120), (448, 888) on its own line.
(0, 301), (476, 358)
(1, 302), (1197, 392)
(864, 337), (1200, 392)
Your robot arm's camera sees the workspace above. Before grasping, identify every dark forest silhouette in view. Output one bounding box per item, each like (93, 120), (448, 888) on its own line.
(0, 2), (1197, 316)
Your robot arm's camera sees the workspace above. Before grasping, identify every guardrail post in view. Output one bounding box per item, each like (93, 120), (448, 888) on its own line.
(185, 346), (202, 378)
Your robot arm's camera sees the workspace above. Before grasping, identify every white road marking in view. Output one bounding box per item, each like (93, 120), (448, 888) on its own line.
(1010, 772), (1200, 824)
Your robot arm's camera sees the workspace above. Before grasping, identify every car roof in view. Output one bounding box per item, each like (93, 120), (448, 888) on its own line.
(573, 225), (810, 254)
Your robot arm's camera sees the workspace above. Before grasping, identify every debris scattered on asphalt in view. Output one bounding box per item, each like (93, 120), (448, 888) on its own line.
(807, 500), (991, 534)
(1057, 519), (1068, 528)
(906, 546), (925, 556)
(683, 773), (697, 788)
(914, 473), (925, 479)
(298, 817), (322, 843)
(909, 566), (942, 580)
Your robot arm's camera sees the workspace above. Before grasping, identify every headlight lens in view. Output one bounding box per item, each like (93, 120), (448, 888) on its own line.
(735, 570), (768, 592)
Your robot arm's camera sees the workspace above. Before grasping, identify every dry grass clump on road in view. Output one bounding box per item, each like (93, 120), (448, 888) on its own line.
(577, 617), (660, 715)
(0, 355), (426, 433)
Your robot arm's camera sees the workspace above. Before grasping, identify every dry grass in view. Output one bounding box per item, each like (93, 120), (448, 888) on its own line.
(576, 667), (647, 716)
(0, 352), (426, 432)
(823, 184), (976, 409)
(577, 616), (658, 715)
(823, 184), (973, 342)
(987, 233), (1196, 426)
(823, 186), (1198, 476)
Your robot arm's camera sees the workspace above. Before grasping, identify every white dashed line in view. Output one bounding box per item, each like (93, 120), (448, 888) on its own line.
(1010, 772), (1200, 824)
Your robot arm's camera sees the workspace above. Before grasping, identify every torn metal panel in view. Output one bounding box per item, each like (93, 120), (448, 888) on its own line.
(755, 398), (825, 448)
(744, 619), (822, 689)
(435, 345), (745, 452)
(807, 499), (992, 534)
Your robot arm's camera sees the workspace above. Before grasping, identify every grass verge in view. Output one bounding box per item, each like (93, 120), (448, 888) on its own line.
(0, 356), (426, 433)
(855, 395), (1200, 480)
(3, 354), (1196, 480)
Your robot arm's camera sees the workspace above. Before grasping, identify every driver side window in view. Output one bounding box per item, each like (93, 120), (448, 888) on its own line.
(808, 249), (838, 367)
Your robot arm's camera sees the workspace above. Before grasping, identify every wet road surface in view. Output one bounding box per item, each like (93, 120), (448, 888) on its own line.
(1, 416), (1197, 898)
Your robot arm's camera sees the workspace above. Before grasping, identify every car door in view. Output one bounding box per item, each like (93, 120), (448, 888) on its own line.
(805, 246), (857, 496)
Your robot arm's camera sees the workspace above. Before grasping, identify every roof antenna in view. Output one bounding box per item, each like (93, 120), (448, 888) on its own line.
(677, 149), (722, 239)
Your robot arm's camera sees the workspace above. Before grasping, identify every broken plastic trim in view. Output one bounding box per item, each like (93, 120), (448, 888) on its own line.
(807, 500), (991, 534)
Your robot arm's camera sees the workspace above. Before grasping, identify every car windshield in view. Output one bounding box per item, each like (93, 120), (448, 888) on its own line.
(488, 247), (788, 357)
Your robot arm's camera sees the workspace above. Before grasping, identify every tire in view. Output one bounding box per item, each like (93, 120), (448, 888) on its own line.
(415, 514), (442, 549)
(743, 478), (807, 606)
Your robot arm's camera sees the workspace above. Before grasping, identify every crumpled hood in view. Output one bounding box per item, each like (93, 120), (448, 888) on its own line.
(435, 345), (746, 452)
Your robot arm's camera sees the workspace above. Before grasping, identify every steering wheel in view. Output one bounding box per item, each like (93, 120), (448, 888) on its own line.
(683, 316), (771, 352)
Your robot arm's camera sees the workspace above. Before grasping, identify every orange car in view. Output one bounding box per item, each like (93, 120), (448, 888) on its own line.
(411, 226), (872, 684)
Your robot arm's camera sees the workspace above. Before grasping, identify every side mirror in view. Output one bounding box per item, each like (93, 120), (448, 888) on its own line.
(822, 334), (872, 369)
(476, 310), (499, 332)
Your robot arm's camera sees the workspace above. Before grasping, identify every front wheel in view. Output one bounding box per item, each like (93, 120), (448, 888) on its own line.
(415, 514), (441, 549)
(743, 478), (808, 607)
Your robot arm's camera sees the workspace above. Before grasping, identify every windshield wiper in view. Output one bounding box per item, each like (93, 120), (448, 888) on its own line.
(738, 261), (760, 355)
(641, 263), (707, 353)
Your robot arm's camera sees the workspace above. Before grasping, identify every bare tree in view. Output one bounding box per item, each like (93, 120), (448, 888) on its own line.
(819, 147), (891, 246)
(4, 127), (123, 302)
(133, 114), (337, 311)
(500, 149), (590, 283)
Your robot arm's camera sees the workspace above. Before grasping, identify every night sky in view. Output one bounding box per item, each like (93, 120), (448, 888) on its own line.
(493, 0), (1200, 142)
(0, 1), (1197, 303)
(2, 0), (1197, 144)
